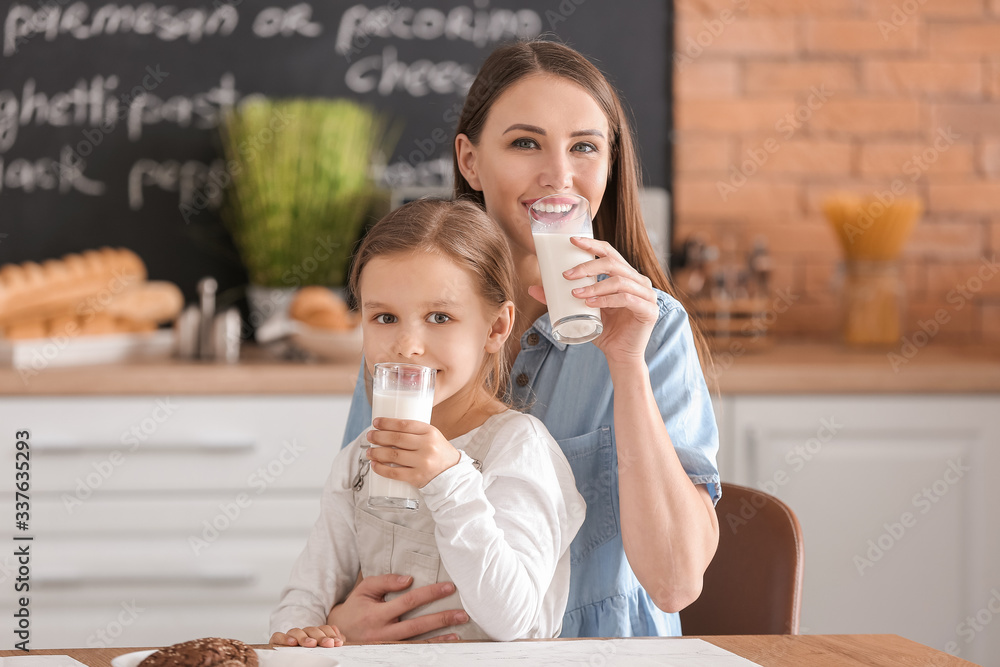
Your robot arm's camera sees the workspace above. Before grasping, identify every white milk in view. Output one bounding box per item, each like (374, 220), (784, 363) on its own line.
(533, 232), (601, 338)
(369, 388), (434, 502)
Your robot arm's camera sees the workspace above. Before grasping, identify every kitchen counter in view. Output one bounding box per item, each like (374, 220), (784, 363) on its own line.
(708, 339), (1000, 394)
(0, 341), (998, 396)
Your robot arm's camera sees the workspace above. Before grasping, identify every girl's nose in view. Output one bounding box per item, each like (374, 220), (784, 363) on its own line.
(539, 151), (573, 191)
(393, 331), (424, 359)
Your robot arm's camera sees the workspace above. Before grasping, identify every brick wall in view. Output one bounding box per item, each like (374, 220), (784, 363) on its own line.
(672, 0), (1000, 342)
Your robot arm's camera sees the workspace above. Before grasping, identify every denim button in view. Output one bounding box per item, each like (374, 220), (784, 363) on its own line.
(516, 373), (530, 387)
(527, 333), (540, 346)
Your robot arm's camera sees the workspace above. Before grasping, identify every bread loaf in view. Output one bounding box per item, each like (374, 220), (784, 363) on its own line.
(102, 281), (184, 323)
(0, 247), (146, 326)
(290, 286), (356, 331)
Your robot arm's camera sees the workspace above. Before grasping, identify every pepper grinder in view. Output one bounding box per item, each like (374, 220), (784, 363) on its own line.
(198, 277), (217, 361)
(173, 277), (241, 363)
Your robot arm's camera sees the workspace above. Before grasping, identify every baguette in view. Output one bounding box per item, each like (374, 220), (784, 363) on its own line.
(101, 281), (184, 323)
(0, 247), (147, 325)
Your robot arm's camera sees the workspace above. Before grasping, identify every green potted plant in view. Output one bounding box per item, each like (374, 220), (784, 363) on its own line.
(219, 98), (391, 326)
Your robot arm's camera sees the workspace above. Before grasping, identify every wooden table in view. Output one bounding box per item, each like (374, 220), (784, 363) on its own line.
(0, 635), (978, 666)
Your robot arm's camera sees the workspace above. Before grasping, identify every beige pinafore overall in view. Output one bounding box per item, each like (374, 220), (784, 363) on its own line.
(350, 412), (515, 641)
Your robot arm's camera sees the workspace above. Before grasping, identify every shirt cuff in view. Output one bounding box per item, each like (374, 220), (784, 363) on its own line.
(420, 451), (481, 512)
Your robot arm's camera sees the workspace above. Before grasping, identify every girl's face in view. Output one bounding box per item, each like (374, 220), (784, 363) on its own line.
(456, 74), (612, 257)
(359, 250), (511, 417)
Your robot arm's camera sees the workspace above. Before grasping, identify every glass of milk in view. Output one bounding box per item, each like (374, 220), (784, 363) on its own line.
(367, 362), (436, 510)
(529, 194), (604, 344)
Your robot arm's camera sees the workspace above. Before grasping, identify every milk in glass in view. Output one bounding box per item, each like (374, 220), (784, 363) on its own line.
(369, 388), (434, 504)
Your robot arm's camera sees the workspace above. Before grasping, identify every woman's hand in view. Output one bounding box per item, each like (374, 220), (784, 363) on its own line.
(529, 236), (658, 365)
(326, 574), (469, 642)
(270, 624), (345, 648)
(367, 418), (461, 488)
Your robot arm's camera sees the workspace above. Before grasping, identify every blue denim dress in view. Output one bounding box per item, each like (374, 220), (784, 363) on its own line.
(340, 289), (721, 637)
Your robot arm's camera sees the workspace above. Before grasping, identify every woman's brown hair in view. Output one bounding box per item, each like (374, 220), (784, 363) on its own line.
(453, 39), (714, 377)
(348, 198), (517, 404)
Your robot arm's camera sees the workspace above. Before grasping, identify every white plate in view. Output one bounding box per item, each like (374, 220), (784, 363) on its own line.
(0, 330), (176, 369)
(111, 648), (339, 667)
(290, 321), (363, 363)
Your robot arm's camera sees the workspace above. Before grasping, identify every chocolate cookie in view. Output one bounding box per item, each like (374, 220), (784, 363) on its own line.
(138, 637), (259, 667)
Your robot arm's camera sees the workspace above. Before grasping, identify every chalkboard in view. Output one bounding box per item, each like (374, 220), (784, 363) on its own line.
(0, 0), (673, 303)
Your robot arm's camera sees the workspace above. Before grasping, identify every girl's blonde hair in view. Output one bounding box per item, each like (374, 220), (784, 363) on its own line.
(348, 198), (517, 403)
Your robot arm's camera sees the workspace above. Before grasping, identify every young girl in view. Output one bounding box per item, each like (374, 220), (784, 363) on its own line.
(269, 199), (586, 646)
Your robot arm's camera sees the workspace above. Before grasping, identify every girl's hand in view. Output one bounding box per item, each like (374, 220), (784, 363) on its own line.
(270, 624), (345, 648)
(529, 236), (658, 365)
(366, 419), (461, 488)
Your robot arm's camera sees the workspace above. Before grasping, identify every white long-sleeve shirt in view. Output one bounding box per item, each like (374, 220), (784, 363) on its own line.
(269, 410), (586, 641)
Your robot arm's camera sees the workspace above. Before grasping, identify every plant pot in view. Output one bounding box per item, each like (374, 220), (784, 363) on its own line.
(246, 285), (297, 330)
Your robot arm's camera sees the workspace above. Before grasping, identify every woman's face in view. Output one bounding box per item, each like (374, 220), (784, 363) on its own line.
(456, 74), (612, 256)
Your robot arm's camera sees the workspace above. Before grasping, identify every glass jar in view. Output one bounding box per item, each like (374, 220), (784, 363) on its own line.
(841, 260), (905, 346)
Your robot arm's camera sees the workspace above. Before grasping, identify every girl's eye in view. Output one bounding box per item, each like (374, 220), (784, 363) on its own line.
(573, 142), (598, 154)
(374, 314), (396, 324)
(427, 312), (450, 324)
(511, 137), (538, 150)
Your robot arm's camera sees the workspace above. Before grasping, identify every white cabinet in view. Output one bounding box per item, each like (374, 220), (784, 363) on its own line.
(718, 395), (1000, 667)
(3, 390), (996, 663)
(0, 396), (350, 650)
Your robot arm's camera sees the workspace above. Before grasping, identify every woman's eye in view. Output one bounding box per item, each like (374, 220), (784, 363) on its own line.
(573, 142), (598, 154)
(511, 137), (538, 150)
(375, 314), (396, 324)
(428, 313), (450, 324)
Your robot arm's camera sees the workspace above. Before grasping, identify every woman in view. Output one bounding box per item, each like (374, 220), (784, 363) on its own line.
(321, 40), (720, 644)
